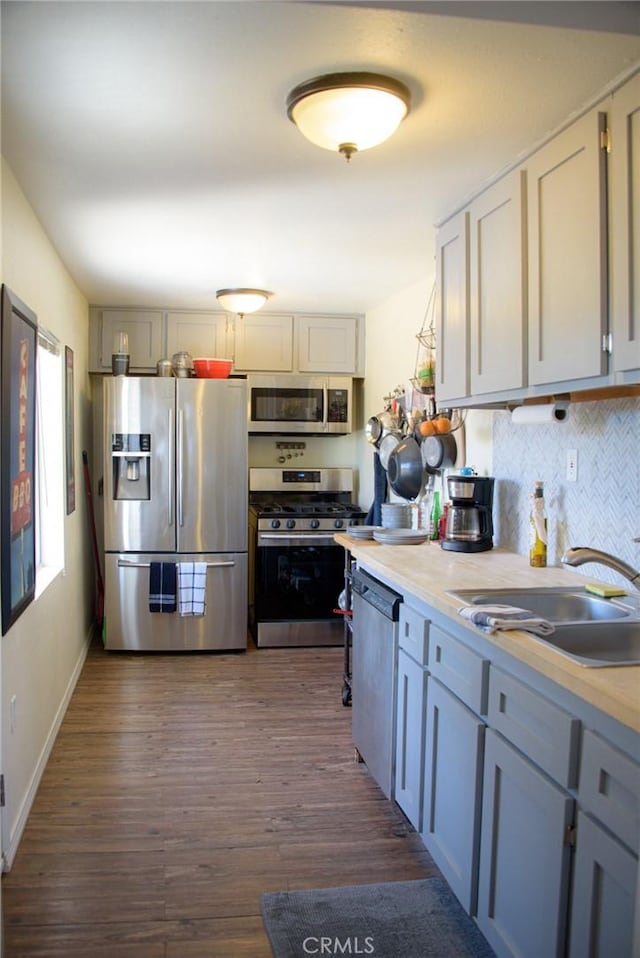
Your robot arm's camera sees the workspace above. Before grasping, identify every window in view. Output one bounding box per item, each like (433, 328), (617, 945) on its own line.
(35, 328), (64, 595)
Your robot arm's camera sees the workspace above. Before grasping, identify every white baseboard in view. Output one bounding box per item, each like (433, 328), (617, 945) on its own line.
(1, 629), (92, 871)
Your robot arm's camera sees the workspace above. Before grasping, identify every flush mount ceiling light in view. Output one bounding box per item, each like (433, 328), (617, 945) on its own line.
(286, 71), (411, 162)
(216, 288), (272, 316)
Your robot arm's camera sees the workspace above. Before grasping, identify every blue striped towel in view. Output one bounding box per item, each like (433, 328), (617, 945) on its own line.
(457, 604), (555, 637)
(149, 562), (177, 613)
(178, 562), (207, 616)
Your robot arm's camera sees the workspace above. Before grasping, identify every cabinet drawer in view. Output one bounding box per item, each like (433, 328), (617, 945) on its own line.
(487, 666), (580, 788)
(398, 605), (429, 665)
(579, 729), (640, 853)
(428, 625), (488, 715)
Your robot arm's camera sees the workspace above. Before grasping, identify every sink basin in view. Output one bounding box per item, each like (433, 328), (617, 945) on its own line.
(529, 621), (640, 668)
(451, 587), (632, 623)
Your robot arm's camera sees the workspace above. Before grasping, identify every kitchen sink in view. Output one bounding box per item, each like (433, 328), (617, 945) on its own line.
(527, 621), (640, 668)
(449, 586), (640, 667)
(451, 587), (633, 623)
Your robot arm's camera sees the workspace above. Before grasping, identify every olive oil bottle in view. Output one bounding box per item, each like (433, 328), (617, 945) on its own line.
(529, 480), (548, 567)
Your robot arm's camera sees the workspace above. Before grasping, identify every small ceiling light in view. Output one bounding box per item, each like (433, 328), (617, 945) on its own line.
(286, 71), (411, 162)
(216, 288), (271, 316)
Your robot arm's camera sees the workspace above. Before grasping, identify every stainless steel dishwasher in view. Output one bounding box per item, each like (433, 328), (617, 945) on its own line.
(351, 567), (402, 799)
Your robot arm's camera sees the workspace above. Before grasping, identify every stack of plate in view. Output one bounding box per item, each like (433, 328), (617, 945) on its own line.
(381, 503), (412, 529)
(373, 528), (429, 545)
(346, 525), (379, 540)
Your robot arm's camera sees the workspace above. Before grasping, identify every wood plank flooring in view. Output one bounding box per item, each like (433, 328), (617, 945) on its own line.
(2, 639), (437, 957)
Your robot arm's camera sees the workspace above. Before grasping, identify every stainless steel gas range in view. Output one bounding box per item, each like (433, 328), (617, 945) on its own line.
(248, 467), (365, 648)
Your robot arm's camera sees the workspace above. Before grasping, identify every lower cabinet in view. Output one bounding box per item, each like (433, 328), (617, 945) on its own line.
(422, 677), (485, 914)
(569, 811), (637, 958)
(394, 648), (427, 831)
(477, 729), (574, 958)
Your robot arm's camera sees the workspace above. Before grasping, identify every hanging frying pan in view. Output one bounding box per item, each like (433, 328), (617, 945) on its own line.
(378, 430), (402, 470)
(421, 433), (458, 473)
(387, 437), (424, 500)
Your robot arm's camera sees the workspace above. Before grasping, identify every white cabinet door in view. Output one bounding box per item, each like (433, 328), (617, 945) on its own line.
(166, 311), (232, 361)
(527, 109), (608, 386)
(234, 314), (293, 371)
(435, 211), (469, 403)
(569, 811), (637, 958)
(99, 309), (164, 371)
(469, 170), (527, 395)
(610, 72), (640, 374)
(394, 649), (427, 831)
(422, 678), (485, 915)
(477, 729), (574, 958)
(296, 315), (358, 373)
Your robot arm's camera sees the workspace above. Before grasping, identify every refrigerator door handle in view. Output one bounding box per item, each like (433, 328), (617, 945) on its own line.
(177, 408), (184, 527)
(117, 559), (236, 569)
(168, 408), (174, 527)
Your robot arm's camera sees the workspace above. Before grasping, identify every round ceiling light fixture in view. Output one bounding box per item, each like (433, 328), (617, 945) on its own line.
(216, 288), (272, 316)
(286, 71), (411, 162)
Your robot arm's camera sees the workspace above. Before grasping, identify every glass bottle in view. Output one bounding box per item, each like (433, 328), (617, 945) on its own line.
(529, 480), (548, 567)
(429, 490), (442, 540)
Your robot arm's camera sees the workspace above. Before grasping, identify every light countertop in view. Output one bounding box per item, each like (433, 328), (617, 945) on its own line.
(335, 534), (640, 735)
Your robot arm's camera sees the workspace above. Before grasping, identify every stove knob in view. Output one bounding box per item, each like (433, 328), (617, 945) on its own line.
(286, 519), (296, 530)
(334, 518), (344, 529)
(271, 519), (281, 529)
(310, 519), (320, 530)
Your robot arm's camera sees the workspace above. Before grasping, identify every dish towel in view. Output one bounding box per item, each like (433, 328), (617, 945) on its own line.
(148, 562), (177, 613)
(365, 451), (388, 527)
(457, 604), (555, 637)
(178, 561), (207, 616)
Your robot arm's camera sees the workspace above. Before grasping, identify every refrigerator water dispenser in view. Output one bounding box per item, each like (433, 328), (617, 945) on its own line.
(112, 433), (151, 500)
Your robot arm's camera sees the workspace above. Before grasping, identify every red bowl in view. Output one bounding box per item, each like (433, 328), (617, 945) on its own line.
(193, 358), (233, 379)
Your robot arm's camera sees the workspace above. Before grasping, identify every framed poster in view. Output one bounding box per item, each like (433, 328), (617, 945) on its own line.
(65, 346), (75, 514)
(1, 285), (38, 635)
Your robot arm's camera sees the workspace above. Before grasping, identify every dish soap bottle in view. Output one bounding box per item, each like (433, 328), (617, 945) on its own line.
(529, 480), (548, 567)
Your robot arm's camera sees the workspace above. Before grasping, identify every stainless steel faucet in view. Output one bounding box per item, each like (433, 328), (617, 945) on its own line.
(562, 547), (640, 591)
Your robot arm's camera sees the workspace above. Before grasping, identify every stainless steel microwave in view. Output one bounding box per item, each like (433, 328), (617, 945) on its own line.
(247, 375), (353, 435)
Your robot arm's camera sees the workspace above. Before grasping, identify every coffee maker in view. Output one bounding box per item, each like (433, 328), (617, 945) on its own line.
(442, 475), (494, 553)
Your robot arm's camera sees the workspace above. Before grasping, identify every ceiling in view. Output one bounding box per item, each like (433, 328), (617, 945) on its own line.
(2, 1), (639, 316)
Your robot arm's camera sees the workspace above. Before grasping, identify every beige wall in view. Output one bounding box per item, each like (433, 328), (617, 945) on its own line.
(1, 159), (93, 866)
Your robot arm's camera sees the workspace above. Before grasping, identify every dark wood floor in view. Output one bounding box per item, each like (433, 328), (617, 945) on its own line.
(2, 638), (437, 957)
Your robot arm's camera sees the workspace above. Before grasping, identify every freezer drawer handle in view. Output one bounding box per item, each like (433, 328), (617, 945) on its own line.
(117, 560), (236, 569)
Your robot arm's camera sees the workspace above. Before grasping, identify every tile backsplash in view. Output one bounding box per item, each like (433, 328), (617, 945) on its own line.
(492, 397), (640, 587)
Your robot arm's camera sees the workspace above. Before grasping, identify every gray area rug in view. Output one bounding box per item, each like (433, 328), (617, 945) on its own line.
(261, 877), (495, 957)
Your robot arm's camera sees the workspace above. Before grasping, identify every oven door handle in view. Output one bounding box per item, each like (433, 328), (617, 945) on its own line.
(258, 532), (338, 543)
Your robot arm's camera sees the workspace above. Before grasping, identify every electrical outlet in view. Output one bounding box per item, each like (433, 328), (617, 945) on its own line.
(566, 449), (578, 482)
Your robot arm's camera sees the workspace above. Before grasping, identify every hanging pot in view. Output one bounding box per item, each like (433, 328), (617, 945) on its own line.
(365, 415), (383, 446)
(421, 433), (458, 473)
(387, 437), (424, 500)
(378, 430), (402, 470)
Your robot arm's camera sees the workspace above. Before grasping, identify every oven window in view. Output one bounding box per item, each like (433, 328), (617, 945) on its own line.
(255, 543), (344, 620)
(251, 388), (323, 423)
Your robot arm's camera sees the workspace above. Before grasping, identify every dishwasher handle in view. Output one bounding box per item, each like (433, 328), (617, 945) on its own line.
(352, 568), (402, 621)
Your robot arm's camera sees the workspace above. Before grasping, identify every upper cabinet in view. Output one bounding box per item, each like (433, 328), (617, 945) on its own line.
(97, 309), (164, 372)
(469, 169), (527, 396)
(610, 72), (640, 374)
(90, 308), (364, 375)
(434, 70), (640, 407)
(527, 109), (608, 387)
(296, 315), (358, 374)
(166, 311), (232, 361)
(435, 211), (469, 404)
(233, 314), (294, 371)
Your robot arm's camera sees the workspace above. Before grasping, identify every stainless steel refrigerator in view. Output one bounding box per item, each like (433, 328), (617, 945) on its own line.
(103, 376), (247, 651)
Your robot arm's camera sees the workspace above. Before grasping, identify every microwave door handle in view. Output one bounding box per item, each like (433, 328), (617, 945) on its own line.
(167, 408), (174, 527)
(323, 385), (328, 430)
(177, 408), (184, 527)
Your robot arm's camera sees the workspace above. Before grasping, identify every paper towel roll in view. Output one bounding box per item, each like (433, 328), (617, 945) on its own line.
(511, 403), (568, 424)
